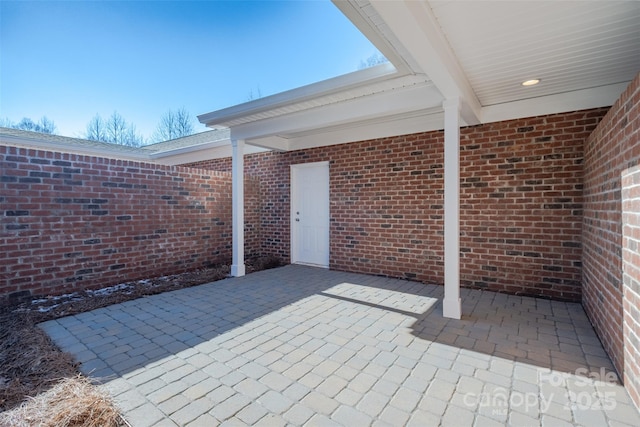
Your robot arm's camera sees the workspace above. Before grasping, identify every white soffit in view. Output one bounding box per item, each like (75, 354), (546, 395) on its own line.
(427, 0), (640, 107)
(276, 108), (445, 151)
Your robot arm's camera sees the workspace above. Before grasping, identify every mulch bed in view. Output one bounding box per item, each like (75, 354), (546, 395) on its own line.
(0, 256), (284, 420)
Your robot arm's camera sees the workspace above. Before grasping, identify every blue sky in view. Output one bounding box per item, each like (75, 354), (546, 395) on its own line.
(0, 0), (381, 140)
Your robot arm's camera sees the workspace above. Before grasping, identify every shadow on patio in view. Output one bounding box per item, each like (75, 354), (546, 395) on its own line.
(40, 265), (640, 426)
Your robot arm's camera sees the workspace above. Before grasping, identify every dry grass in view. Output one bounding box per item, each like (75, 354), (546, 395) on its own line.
(0, 312), (78, 411)
(0, 376), (127, 427)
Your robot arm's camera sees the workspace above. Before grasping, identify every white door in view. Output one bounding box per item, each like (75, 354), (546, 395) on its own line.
(291, 162), (330, 267)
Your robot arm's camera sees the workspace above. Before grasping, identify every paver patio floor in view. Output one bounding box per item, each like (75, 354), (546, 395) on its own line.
(40, 265), (640, 426)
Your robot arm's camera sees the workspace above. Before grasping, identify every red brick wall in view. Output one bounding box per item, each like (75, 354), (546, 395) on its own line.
(185, 108), (606, 301)
(458, 112), (606, 300)
(584, 72), (640, 408)
(0, 145), (261, 300)
(623, 165), (640, 410)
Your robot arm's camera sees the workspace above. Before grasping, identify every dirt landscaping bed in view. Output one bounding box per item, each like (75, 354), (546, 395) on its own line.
(0, 256), (284, 425)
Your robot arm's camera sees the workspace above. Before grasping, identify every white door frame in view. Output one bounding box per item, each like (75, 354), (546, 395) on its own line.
(290, 161), (330, 267)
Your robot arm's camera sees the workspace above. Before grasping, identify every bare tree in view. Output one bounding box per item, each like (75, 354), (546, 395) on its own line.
(1, 116), (57, 134)
(39, 117), (57, 134)
(246, 85), (263, 101)
(85, 114), (108, 142)
(358, 52), (388, 70)
(84, 111), (142, 147)
(105, 112), (128, 144)
(151, 107), (194, 142)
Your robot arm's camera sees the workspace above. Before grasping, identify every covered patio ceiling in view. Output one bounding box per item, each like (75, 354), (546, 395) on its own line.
(198, 0), (640, 151)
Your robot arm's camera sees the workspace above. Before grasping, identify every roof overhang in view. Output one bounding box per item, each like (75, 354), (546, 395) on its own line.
(149, 140), (269, 166)
(198, 0), (638, 155)
(226, 74), (444, 150)
(199, 62), (399, 127)
(0, 128), (266, 166)
(198, 64), (449, 151)
(0, 131), (153, 162)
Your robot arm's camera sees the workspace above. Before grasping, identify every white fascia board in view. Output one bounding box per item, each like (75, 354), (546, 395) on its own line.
(154, 144), (269, 166)
(230, 82), (443, 142)
(368, 0), (482, 125)
(243, 136), (290, 151)
(481, 82), (627, 124)
(198, 63), (399, 127)
(331, 0), (412, 75)
(285, 110), (445, 150)
(149, 139), (232, 159)
(0, 135), (153, 162)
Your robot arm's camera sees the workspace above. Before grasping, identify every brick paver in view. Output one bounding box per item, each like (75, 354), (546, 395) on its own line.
(40, 265), (640, 426)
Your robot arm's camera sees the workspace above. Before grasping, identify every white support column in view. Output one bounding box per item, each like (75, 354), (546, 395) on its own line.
(443, 98), (462, 319)
(231, 138), (246, 277)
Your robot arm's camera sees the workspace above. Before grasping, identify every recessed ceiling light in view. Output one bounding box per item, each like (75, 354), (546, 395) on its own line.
(522, 79), (540, 87)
